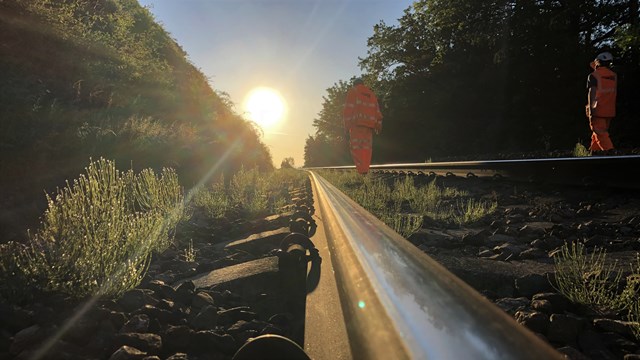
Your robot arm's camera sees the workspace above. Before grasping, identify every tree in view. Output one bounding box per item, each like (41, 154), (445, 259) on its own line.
(312, 80), (352, 142)
(280, 157), (295, 169)
(0, 0), (275, 238)
(360, 0), (512, 158)
(304, 80), (354, 167)
(303, 133), (350, 167)
(305, 0), (640, 164)
(357, 0), (640, 159)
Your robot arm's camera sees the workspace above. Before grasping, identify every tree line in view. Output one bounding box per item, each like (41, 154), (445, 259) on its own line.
(305, 0), (640, 166)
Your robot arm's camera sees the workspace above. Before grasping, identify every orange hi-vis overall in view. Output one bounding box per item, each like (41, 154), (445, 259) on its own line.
(589, 66), (617, 151)
(343, 84), (383, 174)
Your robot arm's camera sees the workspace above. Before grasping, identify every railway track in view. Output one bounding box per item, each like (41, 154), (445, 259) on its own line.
(297, 156), (640, 359)
(311, 154), (640, 189)
(302, 171), (562, 359)
(5, 157), (640, 359)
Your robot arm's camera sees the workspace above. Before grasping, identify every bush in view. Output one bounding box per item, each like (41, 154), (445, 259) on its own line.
(230, 167), (270, 217)
(553, 242), (625, 315)
(553, 243), (640, 335)
(573, 142), (590, 157)
(5, 158), (183, 299)
(0, 242), (33, 302)
(191, 177), (231, 219)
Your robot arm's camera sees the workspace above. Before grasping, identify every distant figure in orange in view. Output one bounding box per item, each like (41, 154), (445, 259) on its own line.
(343, 78), (383, 174)
(586, 52), (617, 154)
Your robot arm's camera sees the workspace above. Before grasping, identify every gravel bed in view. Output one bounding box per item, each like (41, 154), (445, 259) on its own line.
(0, 182), (315, 360)
(2, 172), (640, 359)
(404, 174), (640, 359)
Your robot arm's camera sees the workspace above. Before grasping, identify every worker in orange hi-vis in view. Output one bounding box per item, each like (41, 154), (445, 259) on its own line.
(342, 78), (383, 174)
(586, 52), (617, 154)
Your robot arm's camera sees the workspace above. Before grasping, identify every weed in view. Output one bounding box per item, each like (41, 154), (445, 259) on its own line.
(190, 168), (307, 220)
(192, 178), (230, 219)
(318, 171), (496, 236)
(573, 142), (590, 157)
(553, 243), (640, 333)
(5, 158), (183, 299)
(625, 254), (640, 340)
(183, 239), (196, 262)
(553, 242), (625, 315)
(381, 213), (424, 238)
(230, 167), (270, 217)
(0, 242), (33, 302)
(452, 198), (498, 225)
(630, 300), (640, 341)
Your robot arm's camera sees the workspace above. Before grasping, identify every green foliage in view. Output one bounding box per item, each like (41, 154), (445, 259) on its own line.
(626, 254), (640, 340)
(307, 0), (640, 165)
(553, 242), (626, 315)
(304, 133), (350, 167)
(452, 198), (498, 225)
(230, 167), (270, 218)
(573, 143), (591, 157)
(380, 213), (424, 238)
(631, 298), (640, 341)
(312, 80), (352, 142)
(304, 79), (352, 167)
(408, 180), (468, 219)
(318, 171), (496, 237)
(2, 158), (183, 299)
(553, 244), (640, 334)
(183, 239), (196, 263)
(0, 0), (273, 238)
(192, 178), (230, 220)
(190, 168), (307, 221)
(267, 168), (309, 213)
(280, 157), (295, 169)
(0, 242), (32, 302)
(118, 116), (175, 149)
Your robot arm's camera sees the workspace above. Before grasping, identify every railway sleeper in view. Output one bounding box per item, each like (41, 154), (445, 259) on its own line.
(2, 185), (318, 360)
(165, 198), (318, 359)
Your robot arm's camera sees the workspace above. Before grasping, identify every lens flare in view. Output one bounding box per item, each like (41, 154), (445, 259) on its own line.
(243, 87), (287, 129)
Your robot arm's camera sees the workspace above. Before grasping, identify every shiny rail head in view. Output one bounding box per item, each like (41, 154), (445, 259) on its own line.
(308, 170), (563, 360)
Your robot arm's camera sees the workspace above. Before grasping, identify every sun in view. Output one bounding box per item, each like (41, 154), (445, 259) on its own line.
(243, 87), (287, 129)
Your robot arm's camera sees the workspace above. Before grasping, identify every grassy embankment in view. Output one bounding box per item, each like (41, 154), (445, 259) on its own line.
(0, 0), (273, 240)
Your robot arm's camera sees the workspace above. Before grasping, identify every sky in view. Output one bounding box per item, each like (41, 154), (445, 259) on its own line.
(138, 0), (413, 167)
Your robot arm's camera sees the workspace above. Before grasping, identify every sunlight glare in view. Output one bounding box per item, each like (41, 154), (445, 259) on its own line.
(243, 87), (287, 129)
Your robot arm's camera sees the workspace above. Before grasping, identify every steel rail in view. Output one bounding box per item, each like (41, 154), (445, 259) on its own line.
(309, 155), (640, 189)
(308, 170), (562, 359)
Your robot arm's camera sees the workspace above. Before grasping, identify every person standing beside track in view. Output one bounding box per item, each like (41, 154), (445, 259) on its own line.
(586, 52), (617, 155)
(342, 78), (383, 174)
